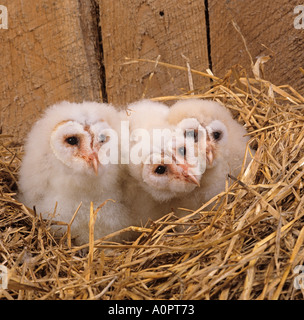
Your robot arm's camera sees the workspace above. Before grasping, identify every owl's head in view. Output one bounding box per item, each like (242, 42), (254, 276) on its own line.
(125, 101), (203, 202)
(139, 133), (202, 202)
(50, 119), (112, 175)
(26, 101), (119, 176)
(174, 109), (228, 169)
(141, 157), (201, 202)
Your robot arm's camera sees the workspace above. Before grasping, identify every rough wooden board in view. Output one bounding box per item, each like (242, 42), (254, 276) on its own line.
(209, 0), (304, 93)
(0, 0), (102, 142)
(98, 0), (210, 107)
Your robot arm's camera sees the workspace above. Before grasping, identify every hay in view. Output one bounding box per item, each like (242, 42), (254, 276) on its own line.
(1, 60), (304, 300)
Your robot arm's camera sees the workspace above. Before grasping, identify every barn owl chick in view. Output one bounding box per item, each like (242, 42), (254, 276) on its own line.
(168, 99), (252, 207)
(18, 101), (130, 245)
(120, 100), (202, 226)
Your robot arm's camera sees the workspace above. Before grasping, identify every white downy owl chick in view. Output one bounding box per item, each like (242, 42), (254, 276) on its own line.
(18, 101), (130, 245)
(168, 99), (252, 207)
(120, 100), (202, 227)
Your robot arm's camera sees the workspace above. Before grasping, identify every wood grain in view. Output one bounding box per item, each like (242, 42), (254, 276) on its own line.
(98, 0), (210, 106)
(0, 0), (102, 141)
(209, 0), (304, 92)
(2, 0), (304, 142)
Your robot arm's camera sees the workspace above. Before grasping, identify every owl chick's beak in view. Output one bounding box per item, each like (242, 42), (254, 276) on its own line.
(185, 172), (201, 186)
(169, 162), (200, 187)
(86, 152), (99, 175)
(206, 139), (216, 166)
(178, 163), (201, 186)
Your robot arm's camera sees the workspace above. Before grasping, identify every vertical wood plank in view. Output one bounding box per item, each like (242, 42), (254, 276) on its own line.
(98, 0), (210, 106)
(0, 0), (102, 141)
(209, 0), (304, 92)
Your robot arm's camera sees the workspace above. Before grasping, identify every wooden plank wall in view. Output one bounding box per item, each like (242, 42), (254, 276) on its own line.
(98, 0), (209, 106)
(0, 0), (102, 141)
(209, 0), (304, 91)
(1, 0), (304, 142)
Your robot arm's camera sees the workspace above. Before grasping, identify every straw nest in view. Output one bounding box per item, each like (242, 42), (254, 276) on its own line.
(1, 58), (304, 300)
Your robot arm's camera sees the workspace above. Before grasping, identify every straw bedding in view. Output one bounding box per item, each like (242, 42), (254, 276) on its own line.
(1, 60), (304, 300)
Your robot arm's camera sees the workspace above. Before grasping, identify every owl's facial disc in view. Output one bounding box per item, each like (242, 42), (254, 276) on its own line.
(51, 121), (100, 174)
(177, 117), (226, 168)
(142, 151), (200, 199)
(168, 127), (205, 186)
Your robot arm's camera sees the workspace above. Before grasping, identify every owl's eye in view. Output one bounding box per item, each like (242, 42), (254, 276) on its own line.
(184, 129), (198, 142)
(65, 136), (79, 146)
(178, 146), (186, 157)
(99, 134), (107, 143)
(212, 131), (222, 141)
(154, 165), (167, 175)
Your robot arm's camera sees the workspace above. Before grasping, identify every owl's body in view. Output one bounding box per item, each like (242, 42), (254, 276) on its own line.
(18, 101), (130, 245)
(168, 99), (252, 209)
